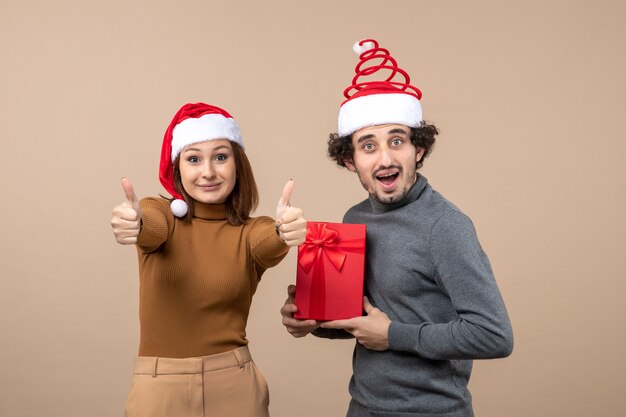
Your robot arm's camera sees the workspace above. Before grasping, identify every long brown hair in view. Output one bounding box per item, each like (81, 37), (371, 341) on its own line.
(171, 142), (259, 225)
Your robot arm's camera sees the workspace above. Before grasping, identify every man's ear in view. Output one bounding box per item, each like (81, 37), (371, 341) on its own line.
(415, 147), (425, 163)
(344, 159), (356, 172)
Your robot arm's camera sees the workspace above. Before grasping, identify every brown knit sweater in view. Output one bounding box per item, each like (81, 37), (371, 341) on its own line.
(135, 197), (289, 358)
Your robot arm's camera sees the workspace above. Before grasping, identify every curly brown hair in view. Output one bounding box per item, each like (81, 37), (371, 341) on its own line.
(327, 122), (439, 169)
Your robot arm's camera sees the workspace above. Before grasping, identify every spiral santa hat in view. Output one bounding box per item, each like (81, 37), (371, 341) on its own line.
(159, 102), (243, 217)
(338, 39), (423, 137)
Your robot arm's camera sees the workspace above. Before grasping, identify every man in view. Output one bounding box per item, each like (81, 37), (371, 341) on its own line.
(281, 39), (513, 417)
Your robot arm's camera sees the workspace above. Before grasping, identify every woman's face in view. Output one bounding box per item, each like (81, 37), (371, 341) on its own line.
(178, 139), (236, 204)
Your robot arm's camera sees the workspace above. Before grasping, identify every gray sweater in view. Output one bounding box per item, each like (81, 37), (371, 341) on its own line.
(314, 175), (513, 417)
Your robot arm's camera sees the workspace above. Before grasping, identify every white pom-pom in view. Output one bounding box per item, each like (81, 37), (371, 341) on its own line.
(353, 40), (375, 55)
(170, 199), (188, 217)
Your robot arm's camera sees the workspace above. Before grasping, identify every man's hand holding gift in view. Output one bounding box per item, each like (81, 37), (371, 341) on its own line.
(281, 285), (321, 338)
(320, 296), (391, 351)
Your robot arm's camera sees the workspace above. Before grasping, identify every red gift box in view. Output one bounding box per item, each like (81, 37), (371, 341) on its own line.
(294, 221), (366, 321)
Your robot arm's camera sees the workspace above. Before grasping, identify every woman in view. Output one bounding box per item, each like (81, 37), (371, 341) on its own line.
(110, 102), (306, 417)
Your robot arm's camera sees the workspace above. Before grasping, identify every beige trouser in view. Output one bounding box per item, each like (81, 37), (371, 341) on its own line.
(124, 346), (269, 417)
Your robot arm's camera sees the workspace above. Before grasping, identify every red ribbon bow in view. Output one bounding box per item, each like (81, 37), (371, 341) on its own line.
(298, 223), (347, 273)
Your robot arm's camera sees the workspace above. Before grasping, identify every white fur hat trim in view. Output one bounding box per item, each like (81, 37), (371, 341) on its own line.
(338, 93), (422, 137)
(171, 113), (243, 161)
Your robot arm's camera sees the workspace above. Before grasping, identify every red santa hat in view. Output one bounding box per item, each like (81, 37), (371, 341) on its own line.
(338, 39), (423, 137)
(159, 102), (243, 217)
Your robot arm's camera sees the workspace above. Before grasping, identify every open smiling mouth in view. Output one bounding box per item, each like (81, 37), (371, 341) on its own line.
(376, 172), (399, 186)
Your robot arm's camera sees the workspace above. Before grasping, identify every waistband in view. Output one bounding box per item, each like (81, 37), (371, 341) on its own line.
(133, 345), (252, 376)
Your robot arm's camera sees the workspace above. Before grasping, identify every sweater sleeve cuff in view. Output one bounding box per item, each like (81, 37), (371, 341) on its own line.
(250, 221), (289, 269)
(312, 327), (354, 339)
(136, 221), (166, 251)
(388, 321), (420, 353)
(136, 199), (170, 252)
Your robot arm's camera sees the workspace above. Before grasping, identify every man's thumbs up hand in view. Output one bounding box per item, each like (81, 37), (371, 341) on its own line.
(111, 177), (142, 245)
(275, 180), (307, 247)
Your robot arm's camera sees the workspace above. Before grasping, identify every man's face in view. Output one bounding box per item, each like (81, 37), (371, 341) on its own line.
(345, 124), (424, 204)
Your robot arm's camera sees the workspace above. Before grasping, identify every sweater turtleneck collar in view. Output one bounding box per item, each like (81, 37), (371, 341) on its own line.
(368, 174), (428, 214)
(192, 201), (227, 220)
